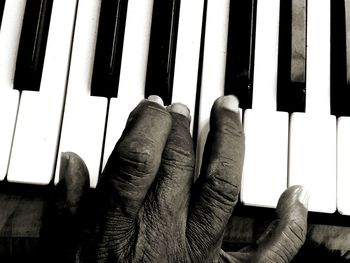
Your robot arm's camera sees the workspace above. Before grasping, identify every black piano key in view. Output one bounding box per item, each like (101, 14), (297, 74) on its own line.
(224, 0), (257, 110)
(277, 0), (306, 113)
(0, 0), (5, 29)
(331, 0), (350, 116)
(91, 0), (128, 98)
(144, 0), (181, 106)
(14, 0), (53, 91)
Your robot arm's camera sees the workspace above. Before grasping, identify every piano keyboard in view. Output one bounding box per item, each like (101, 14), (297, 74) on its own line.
(1, 0), (350, 216)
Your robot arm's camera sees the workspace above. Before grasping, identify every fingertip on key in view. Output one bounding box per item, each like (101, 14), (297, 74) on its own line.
(59, 152), (89, 182)
(147, 95), (164, 106)
(215, 95), (240, 113)
(167, 103), (191, 120)
(297, 186), (309, 210)
(281, 185), (309, 210)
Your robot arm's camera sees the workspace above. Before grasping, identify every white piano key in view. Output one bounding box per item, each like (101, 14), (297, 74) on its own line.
(102, 0), (154, 171)
(195, 0), (230, 177)
(241, 0), (289, 208)
(289, 114), (336, 213)
(171, 0), (205, 134)
(7, 0), (78, 184)
(289, 0), (336, 213)
(0, 0), (26, 180)
(337, 117), (350, 215)
(55, 0), (107, 188)
(242, 110), (288, 208)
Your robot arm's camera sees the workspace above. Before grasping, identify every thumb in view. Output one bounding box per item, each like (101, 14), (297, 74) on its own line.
(53, 152), (90, 218)
(40, 152), (90, 263)
(252, 185), (309, 263)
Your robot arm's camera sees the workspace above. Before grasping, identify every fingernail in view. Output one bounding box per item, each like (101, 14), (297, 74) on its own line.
(297, 186), (309, 209)
(147, 95), (164, 106)
(167, 103), (191, 120)
(217, 95), (240, 113)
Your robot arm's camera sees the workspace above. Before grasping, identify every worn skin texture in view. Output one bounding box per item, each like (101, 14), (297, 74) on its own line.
(41, 96), (308, 263)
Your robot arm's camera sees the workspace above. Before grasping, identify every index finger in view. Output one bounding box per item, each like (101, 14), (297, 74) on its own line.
(187, 95), (245, 258)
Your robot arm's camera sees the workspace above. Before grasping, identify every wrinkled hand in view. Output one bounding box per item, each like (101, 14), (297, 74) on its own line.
(41, 95), (309, 263)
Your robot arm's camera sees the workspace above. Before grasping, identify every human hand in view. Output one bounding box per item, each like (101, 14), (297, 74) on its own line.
(41, 95), (308, 263)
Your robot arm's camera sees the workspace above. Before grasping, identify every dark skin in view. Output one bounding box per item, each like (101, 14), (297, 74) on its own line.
(41, 95), (309, 262)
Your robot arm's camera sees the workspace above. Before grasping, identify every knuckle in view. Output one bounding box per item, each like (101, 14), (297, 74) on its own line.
(162, 144), (195, 170)
(265, 220), (306, 262)
(285, 220), (307, 245)
(206, 173), (239, 208)
(204, 158), (241, 200)
(116, 137), (158, 175)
